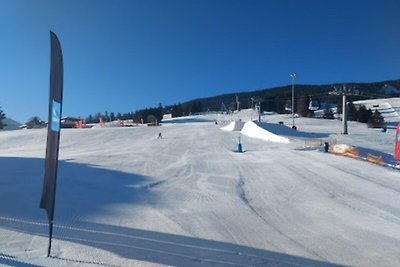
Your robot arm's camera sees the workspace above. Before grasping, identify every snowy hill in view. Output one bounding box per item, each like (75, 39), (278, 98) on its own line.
(353, 97), (400, 122)
(0, 111), (399, 267)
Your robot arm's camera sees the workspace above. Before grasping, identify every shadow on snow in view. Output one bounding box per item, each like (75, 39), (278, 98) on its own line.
(0, 253), (41, 267)
(0, 157), (152, 223)
(386, 121), (399, 129)
(255, 122), (330, 139)
(355, 146), (395, 164)
(0, 157), (342, 267)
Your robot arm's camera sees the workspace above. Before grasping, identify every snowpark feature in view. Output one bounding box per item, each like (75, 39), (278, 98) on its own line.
(220, 120), (245, 132)
(240, 121), (290, 144)
(1, 109), (400, 266)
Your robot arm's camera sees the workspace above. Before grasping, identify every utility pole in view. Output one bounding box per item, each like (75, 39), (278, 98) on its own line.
(329, 85), (359, 135)
(290, 72), (297, 128)
(342, 92), (347, 134)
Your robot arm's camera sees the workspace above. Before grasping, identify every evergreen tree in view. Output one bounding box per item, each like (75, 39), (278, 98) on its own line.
(261, 97), (276, 112)
(110, 112), (116, 122)
(323, 107), (334, 119)
(156, 103), (163, 119)
(171, 104), (183, 117)
(296, 94), (308, 117)
(347, 102), (358, 121)
(336, 97), (343, 115)
(367, 110), (385, 128)
(276, 98), (286, 114)
(86, 114), (94, 123)
(357, 105), (372, 123)
(0, 107), (6, 129)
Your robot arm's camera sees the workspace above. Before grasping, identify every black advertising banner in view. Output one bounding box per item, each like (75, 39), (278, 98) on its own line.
(39, 31), (63, 256)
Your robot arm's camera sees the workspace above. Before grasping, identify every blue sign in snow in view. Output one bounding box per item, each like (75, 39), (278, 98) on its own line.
(51, 100), (61, 132)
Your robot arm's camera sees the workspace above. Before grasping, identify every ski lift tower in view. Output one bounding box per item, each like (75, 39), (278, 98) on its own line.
(290, 72), (297, 128)
(250, 97), (261, 122)
(235, 94), (240, 112)
(329, 84), (359, 135)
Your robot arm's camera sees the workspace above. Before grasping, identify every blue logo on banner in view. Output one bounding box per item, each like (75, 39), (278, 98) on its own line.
(51, 100), (61, 131)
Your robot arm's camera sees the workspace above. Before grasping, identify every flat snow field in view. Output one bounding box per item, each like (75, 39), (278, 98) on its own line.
(0, 113), (399, 267)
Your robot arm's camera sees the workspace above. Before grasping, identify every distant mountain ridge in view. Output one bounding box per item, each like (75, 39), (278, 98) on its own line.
(178, 79), (400, 113)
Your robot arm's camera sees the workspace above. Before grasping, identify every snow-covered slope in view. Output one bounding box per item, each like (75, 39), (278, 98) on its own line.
(0, 112), (399, 267)
(353, 97), (400, 122)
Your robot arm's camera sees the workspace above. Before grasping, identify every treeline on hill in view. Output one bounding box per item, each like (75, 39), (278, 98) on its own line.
(84, 79), (399, 125)
(84, 102), (200, 124)
(347, 102), (386, 128)
(184, 79), (400, 115)
(85, 104), (164, 124)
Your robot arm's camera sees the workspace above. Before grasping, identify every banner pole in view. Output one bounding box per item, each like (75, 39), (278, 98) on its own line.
(40, 31), (63, 258)
(47, 220), (53, 257)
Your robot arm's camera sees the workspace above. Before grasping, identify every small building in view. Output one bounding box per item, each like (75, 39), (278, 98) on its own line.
(20, 117), (47, 129)
(163, 113), (172, 120)
(61, 117), (82, 128)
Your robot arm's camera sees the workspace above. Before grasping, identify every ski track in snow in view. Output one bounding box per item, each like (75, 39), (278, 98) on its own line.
(291, 159), (400, 226)
(234, 162), (328, 262)
(293, 151), (400, 213)
(326, 158), (400, 194)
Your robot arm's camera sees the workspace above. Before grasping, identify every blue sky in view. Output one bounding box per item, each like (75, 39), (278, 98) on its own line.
(1, 0), (400, 123)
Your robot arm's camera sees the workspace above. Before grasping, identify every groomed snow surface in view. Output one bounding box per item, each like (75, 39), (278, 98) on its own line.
(1, 110), (400, 267)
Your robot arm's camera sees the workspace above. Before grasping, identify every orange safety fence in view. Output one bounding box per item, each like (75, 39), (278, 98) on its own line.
(365, 153), (384, 165)
(329, 145), (386, 166)
(343, 149), (360, 159)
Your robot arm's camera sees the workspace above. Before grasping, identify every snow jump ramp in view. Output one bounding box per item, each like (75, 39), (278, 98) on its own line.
(220, 120), (245, 131)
